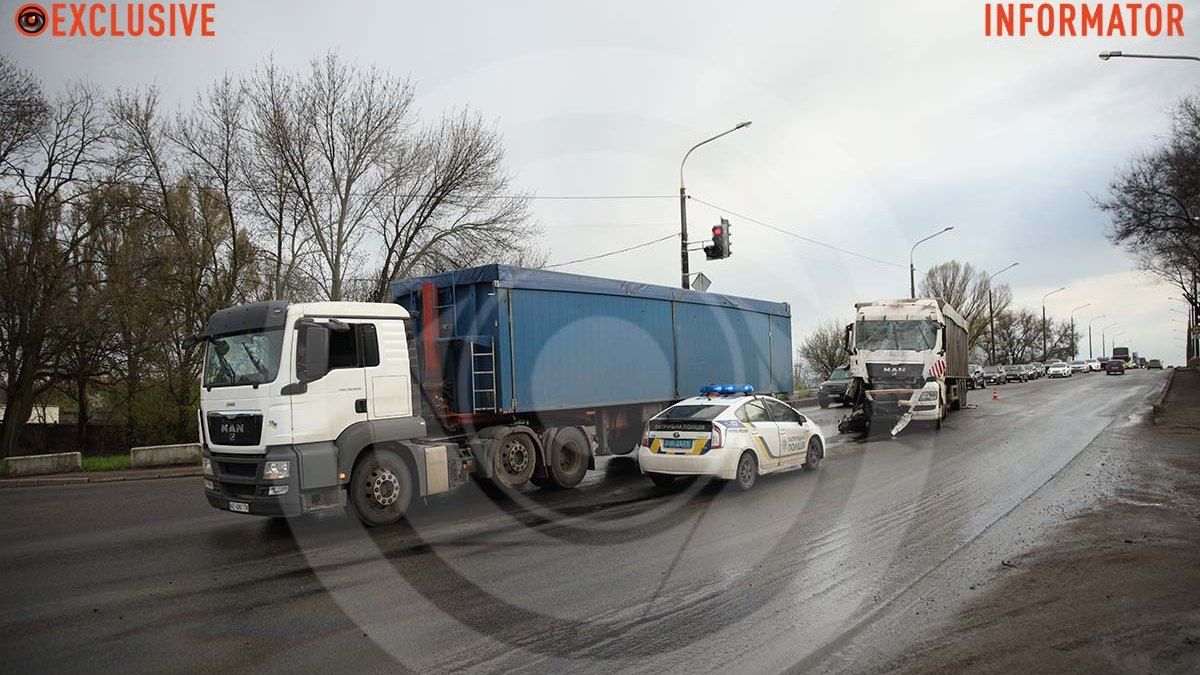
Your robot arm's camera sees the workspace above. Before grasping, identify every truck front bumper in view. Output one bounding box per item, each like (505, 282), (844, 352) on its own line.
(203, 446), (341, 517)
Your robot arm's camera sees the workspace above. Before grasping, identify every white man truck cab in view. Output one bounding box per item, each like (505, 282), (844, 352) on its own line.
(837, 298), (970, 435)
(197, 301), (472, 526)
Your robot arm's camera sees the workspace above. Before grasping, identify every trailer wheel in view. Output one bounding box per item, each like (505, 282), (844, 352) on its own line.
(348, 449), (413, 527)
(492, 433), (536, 487)
(546, 427), (589, 489)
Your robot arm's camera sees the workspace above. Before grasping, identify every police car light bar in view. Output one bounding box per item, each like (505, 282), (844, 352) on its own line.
(700, 384), (754, 396)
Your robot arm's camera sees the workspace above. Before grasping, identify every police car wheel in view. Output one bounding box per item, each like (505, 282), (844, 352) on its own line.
(802, 437), (822, 471)
(647, 472), (676, 489)
(734, 451), (758, 491)
(349, 449), (413, 527)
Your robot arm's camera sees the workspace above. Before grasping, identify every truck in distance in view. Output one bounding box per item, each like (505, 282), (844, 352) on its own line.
(837, 298), (971, 435)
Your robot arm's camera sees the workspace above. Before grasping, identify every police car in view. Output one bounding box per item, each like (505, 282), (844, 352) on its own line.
(638, 385), (825, 491)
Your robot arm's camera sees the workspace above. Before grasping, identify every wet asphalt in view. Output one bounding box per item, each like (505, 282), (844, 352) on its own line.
(0, 369), (1168, 673)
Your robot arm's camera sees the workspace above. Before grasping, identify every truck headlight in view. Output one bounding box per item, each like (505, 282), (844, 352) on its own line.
(918, 389), (939, 402)
(263, 460), (290, 480)
(202, 457), (213, 475)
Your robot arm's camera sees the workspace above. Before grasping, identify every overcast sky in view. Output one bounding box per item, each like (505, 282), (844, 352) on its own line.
(6, 0), (1198, 364)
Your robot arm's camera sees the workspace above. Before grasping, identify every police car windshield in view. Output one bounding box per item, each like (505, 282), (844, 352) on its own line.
(659, 404), (726, 421)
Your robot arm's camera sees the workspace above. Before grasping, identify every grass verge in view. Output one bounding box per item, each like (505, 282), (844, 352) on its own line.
(82, 455), (132, 472)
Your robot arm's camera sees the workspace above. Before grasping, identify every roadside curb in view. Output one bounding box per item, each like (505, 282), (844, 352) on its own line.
(790, 396), (818, 408)
(0, 467), (201, 489)
(1152, 367), (1177, 418)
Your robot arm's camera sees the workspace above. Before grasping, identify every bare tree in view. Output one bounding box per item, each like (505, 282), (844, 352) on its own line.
(918, 260), (996, 355)
(798, 319), (848, 382)
(0, 84), (111, 457)
(0, 55), (48, 170)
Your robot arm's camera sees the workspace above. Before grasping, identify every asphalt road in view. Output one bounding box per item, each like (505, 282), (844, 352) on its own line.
(0, 369), (1169, 673)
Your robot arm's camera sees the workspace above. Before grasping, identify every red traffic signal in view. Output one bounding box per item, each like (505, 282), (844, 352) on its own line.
(704, 218), (732, 260)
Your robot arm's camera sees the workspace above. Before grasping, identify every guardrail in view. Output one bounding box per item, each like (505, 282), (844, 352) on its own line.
(130, 443), (201, 468)
(6, 452), (82, 477)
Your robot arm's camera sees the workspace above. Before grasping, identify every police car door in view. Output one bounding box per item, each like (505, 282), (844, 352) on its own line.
(736, 398), (781, 468)
(765, 398), (812, 460)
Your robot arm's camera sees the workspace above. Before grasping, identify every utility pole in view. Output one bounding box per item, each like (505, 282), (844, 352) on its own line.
(1069, 303), (1090, 361)
(678, 121), (751, 289)
(987, 262), (1019, 364)
(1087, 314), (1106, 360)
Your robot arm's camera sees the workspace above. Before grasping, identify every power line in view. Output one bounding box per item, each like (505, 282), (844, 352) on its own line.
(544, 233), (677, 269)
(687, 196), (905, 269)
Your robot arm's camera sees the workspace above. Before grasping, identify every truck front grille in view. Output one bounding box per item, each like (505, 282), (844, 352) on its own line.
(207, 413), (263, 446)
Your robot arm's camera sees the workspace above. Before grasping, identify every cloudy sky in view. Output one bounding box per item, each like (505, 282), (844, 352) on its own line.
(7, 0), (1197, 363)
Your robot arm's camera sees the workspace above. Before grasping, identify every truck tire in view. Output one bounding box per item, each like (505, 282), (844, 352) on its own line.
(492, 432), (537, 487)
(546, 427), (589, 489)
(606, 425), (640, 455)
(348, 449), (413, 527)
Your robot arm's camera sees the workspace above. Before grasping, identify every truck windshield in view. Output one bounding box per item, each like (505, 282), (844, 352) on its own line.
(855, 320), (938, 351)
(203, 329), (285, 388)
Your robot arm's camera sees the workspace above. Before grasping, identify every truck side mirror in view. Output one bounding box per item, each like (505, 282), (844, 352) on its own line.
(843, 324), (854, 354)
(298, 326), (331, 383)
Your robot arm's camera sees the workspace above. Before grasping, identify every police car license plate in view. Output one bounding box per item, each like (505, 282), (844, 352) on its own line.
(228, 501), (249, 513)
(664, 439), (692, 449)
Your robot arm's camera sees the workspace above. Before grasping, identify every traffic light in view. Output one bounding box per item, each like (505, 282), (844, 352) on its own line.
(704, 218), (732, 260)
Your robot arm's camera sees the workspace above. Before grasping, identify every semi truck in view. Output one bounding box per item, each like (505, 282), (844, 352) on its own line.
(1112, 346), (1131, 367)
(196, 264), (793, 526)
(836, 298), (970, 435)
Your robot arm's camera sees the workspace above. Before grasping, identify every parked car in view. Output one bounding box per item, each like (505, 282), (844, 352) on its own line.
(982, 365), (1006, 386)
(1046, 361), (1072, 378)
(817, 366), (853, 408)
(1003, 364), (1028, 383)
(1147, 358), (1163, 369)
(1069, 360), (1089, 374)
(968, 363), (985, 389)
(639, 390), (825, 490)
(1021, 363), (1041, 380)
(1105, 359), (1126, 375)
(1030, 361), (1046, 378)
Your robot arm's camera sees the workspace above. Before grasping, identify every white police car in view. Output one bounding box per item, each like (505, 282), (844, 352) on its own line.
(638, 385), (825, 491)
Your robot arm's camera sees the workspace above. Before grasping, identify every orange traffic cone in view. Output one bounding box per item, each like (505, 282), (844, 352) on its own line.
(992, 387), (998, 400)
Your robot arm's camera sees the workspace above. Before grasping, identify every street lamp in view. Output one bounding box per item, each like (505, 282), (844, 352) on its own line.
(1069, 303), (1090, 360)
(1099, 50), (1200, 63)
(987, 262), (1019, 364)
(1087, 314), (1106, 360)
(909, 227), (954, 298)
(678, 121), (752, 289)
(1042, 286), (1066, 360)
(1101, 321), (1118, 356)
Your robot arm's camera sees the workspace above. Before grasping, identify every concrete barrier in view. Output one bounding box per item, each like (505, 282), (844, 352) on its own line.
(130, 443), (202, 469)
(6, 451), (82, 477)
(1152, 367), (1177, 418)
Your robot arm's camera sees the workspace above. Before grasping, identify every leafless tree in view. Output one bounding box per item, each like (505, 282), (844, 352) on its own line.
(798, 318), (848, 382)
(0, 55), (48, 170)
(918, 260), (1002, 355)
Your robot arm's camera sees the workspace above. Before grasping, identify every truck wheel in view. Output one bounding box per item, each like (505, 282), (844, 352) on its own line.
(802, 437), (822, 471)
(492, 433), (536, 487)
(734, 451), (758, 491)
(546, 427), (589, 489)
(647, 472), (676, 489)
(349, 449), (413, 527)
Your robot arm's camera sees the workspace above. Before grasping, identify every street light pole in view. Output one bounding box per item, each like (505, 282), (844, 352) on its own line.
(909, 227), (954, 298)
(1087, 314), (1106, 360)
(1098, 50), (1200, 63)
(1069, 303), (1090, 360)
(1101, 322), (1118, 357)
(986, 262), (1019, 364)
(1042, 286), (1066, 361)
(679, 121), (752, 289)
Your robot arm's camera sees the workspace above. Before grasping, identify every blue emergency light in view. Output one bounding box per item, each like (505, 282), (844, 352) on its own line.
(700, 384), (754, 396)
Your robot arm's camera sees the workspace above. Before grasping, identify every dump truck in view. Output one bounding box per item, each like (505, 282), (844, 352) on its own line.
(196, 264), (793, 526)
(837, 298), (970, 435)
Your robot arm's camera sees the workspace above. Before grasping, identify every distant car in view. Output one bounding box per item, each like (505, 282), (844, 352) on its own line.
(1021, 363), (1041, 380)
(1147, 359), (1163, 369)
(1030, 361), (1046, 378)
(639, 390), (825, 490)
(982, 365), (1006, 386)
(1087, 359), (1102, 372)
(1096, 357), (1109, 370)
(1046, 361), (1072, 378)
(1105, 359), (1126, 375)
(968, 363), (985, 389)
(1069, 360), (1089, 373)
(817, 366), (853, 408)
(1003, 365), (1028, 383)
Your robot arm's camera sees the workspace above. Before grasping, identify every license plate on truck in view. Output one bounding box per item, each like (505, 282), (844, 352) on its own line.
(228, 501), (249, 513)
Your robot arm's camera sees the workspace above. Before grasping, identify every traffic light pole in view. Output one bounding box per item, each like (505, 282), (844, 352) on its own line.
(680, 187), (690, 290)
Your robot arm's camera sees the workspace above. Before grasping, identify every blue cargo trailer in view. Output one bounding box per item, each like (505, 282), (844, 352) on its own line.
(391, 265), (792, 422)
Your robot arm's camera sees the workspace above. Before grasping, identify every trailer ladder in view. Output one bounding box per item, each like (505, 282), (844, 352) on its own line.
(471, 341), (497, 413)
